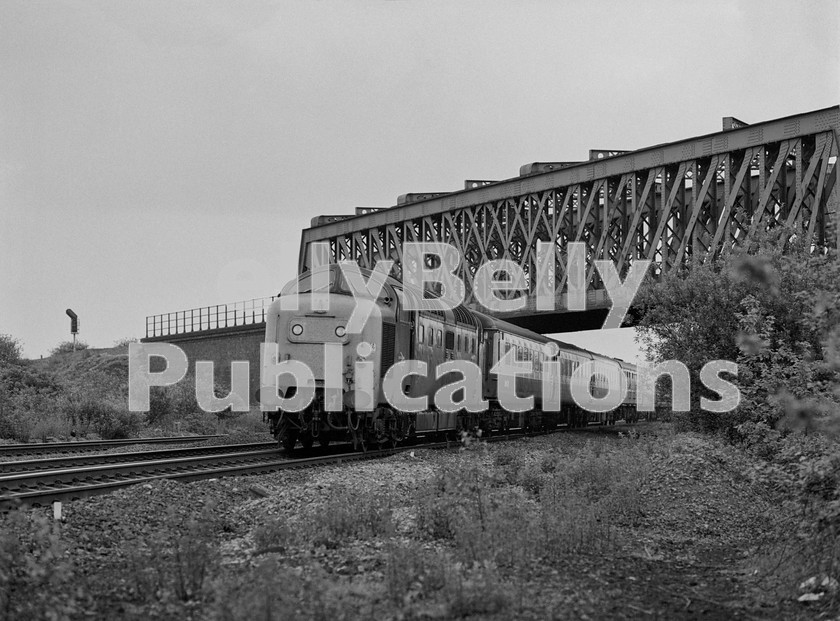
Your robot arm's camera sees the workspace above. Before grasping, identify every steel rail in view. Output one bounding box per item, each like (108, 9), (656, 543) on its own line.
(0, 435), (225, 456)
(0, 442), (278, 474)
(0, 421), (647, 510)
(0, 442), (439, 510)
(0, 448), (289, 492)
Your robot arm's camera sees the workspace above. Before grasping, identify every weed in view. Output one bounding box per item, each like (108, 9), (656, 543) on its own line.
(253, 515), (296, 553)
(0, 509), (80, 620)
(129, 503), (220, 604)
(308, 485), (394, 547)
(384, 540), (449, 605)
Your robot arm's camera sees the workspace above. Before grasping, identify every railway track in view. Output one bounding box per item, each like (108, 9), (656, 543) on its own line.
(0, 441), (279, 474)
(0, 422), (647, 511)
(0, 441), (431, 511)
(0, 435), (225, 457)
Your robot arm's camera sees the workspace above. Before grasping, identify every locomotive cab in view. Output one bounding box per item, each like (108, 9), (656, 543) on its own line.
(262, 265), (412, 451)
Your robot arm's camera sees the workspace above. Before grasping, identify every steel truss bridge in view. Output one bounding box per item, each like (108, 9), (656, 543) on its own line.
(300, 106), (839, 333)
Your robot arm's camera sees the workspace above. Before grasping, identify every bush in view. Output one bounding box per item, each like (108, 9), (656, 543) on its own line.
(309, 485), (394, 547)
(384, 541), (449, 604)
(112, 337), (137, 348)
(636, 226), (840, 436)
(50, 340), (89, 355)
(129, 503), (220, 604)
(0, 333), (22, 366)
(64, 397), (140, 439)
(214, 543), (512, 621)
(0, 366), (66, 441)
(0, 510), (80, 620)
(1, 365), (61, 395)
(415, 462), (541, 567)
(146, 376), (238, 434)
(213, 561), (377, 621)
(253, 516), (296, 553)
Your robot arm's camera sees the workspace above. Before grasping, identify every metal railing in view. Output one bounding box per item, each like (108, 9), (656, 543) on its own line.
(145, 296), (277, 338)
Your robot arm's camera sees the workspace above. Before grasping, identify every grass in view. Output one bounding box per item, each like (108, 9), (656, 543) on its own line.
(0, 511), (79, 620)
(4, 424), (838, 619)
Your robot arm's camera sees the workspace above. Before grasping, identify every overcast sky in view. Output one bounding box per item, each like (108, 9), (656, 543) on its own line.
(1, 0), (838, 360)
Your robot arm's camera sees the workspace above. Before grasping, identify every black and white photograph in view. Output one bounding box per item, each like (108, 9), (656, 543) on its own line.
(1, 1), (839, 619)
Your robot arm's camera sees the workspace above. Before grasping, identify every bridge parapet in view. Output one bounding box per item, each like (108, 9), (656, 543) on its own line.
(145, 296), (277, 339)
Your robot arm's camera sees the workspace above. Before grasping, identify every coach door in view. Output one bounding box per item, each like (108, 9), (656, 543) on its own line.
(483, 331), (497, 401)
(392, 287), (416, 394)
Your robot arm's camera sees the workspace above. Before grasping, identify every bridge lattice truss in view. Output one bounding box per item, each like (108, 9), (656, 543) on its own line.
(300, 106), (839, 323)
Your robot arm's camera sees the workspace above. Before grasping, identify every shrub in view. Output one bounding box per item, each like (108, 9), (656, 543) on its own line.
(129, 503), (220, 604)
(212, 561), (375, 621)
(0, 510), (80, 620)
(146, 376), (235, 433)
(308, 485), (394, 547)
(1, 365), (61, 395)
(253, 515), (296, 553)
(64, 397), (140, 439)
(492, 445), (520, 467)
(636, 225), (840, 436)
(0, 333), (22, 366)
(214, 544), (511, 621)
(384, 541), (449, 605)
(415, 462), (541, 568)
(50, 340), (89, 355)
(112, 337), (137, 348)
(0, 367), (66, 441)
(445, 561), (512, 618)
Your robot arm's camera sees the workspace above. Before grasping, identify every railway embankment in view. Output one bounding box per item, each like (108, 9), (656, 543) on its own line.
(2, 423), (837, 620)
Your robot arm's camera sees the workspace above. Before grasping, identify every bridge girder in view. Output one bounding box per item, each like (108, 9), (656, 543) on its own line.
(299, 106), (840, 333)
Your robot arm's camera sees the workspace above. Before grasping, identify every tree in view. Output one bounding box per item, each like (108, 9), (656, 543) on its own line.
(635, 226), (840, 434)
(0, 334), (22, 366)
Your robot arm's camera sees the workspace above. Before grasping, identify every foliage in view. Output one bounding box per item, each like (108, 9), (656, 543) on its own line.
(637, 227), (840, 605)
(0, 510), (81, 620)
(0, 364), (62, 396)
(0, 364), (66, 441)
(129, 502), (221, 604)
(50, 340), (89, 355)
(415, 440), (650, 569)
(0, 333), (23, 366)
(636, 226), (840, 435)
(146, 375), (239, 433)
(64, 397), (141, 439)
(255, 485), (395, 551)
(738, 425), (840, 604)
(112, 337), (138, 348)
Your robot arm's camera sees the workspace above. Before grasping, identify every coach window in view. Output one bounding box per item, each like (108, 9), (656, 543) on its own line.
(437, 330), (442, 347)
(456, 334), (460, 351)
(419, 325), (425, 344)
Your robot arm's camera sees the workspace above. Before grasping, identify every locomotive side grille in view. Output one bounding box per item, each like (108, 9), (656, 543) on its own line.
(381, 322), (396, 377)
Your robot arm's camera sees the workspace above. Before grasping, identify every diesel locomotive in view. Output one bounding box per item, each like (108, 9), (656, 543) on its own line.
(261, 265), (639, 451)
